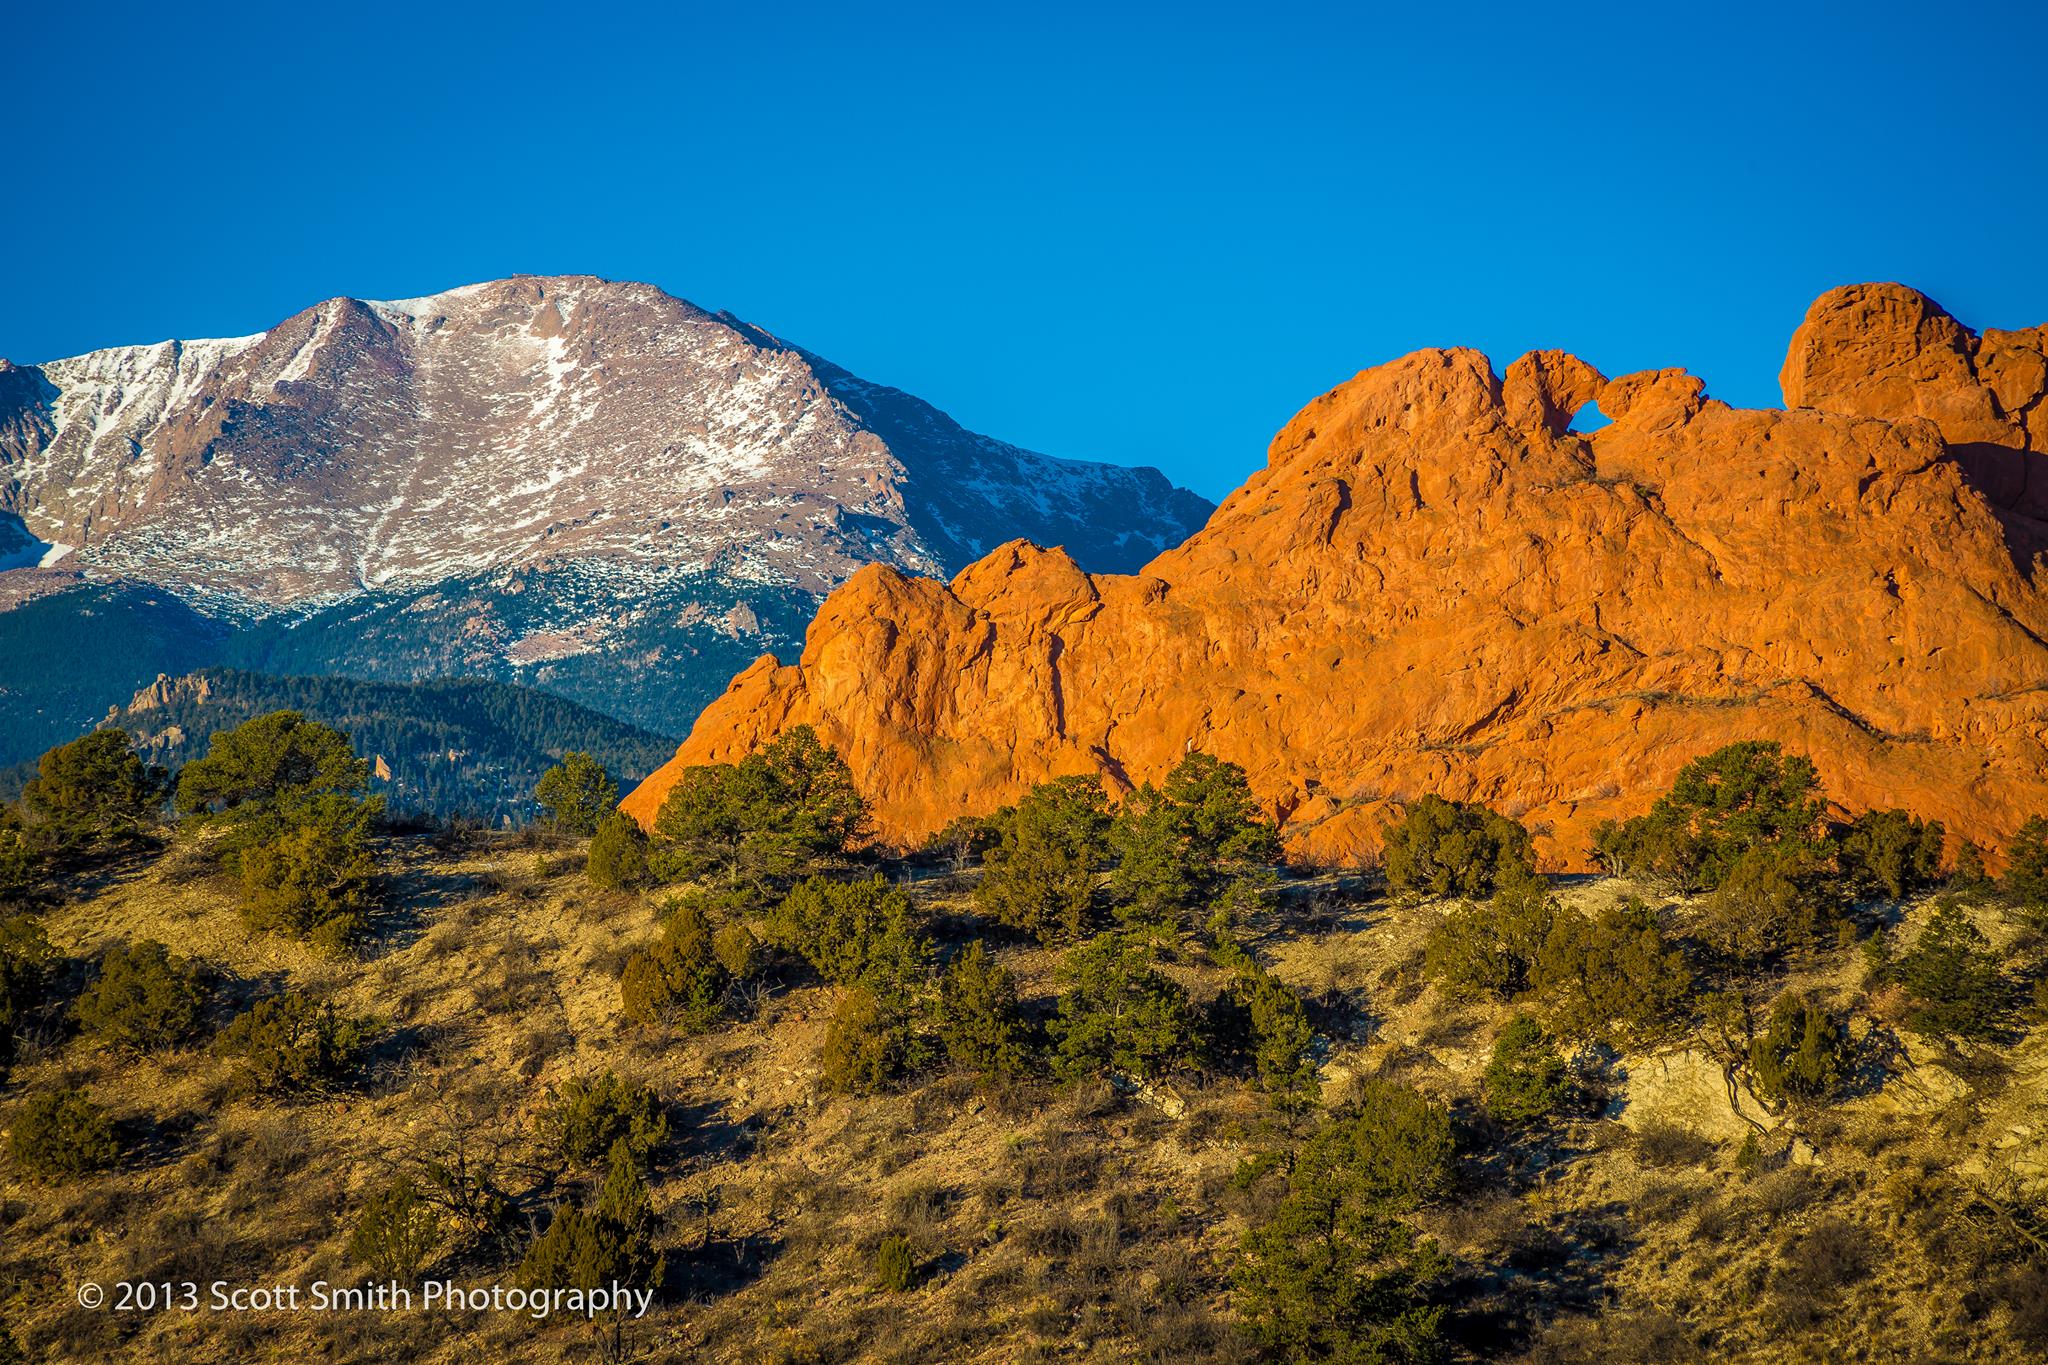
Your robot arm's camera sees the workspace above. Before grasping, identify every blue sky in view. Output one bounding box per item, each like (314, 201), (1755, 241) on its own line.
(6, 1), (2045, 500)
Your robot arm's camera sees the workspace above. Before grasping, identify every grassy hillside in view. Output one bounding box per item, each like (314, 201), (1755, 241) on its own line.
(1, 833), (2042, 1363)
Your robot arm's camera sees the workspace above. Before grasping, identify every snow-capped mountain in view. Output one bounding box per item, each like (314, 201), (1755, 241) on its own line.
(0, 276), (1212, 753)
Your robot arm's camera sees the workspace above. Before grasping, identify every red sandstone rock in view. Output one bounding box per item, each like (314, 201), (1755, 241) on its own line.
(624, 286), (2048, 869)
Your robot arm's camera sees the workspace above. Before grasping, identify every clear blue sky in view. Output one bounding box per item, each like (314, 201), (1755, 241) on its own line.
(7, 1), (2044, 500)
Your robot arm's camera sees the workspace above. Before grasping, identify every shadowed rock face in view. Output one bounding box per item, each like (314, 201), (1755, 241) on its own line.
(626, 284), (2048, 867)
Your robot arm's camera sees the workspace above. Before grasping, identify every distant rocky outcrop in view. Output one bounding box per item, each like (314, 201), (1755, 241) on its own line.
(626, 285), (2048, 866)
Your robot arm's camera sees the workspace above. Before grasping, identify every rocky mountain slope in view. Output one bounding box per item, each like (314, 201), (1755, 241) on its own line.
(0, 276), (1211, 753)
(627, 284), (2048, 866)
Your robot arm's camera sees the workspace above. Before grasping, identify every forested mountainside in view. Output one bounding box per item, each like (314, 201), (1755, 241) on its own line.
(2, 669), (676, 824)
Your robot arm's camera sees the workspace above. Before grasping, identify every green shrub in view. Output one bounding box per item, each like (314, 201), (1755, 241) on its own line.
(0, 815), (39, 900)
(173, 710), (368, 818)
(1836, 809), (1946, 902)
(1892, 899), (2011, 1042)
(1382, 794), (1535, 900)
(1698, 843), (1841, 965)
(1748, 995), (1846, 1104)
(937, 941), (1032, 1083)
(873, 1233), (918, 1291)
(1534, 898), (1694, 1042)
(1051, 932), (1199, 1083)
(821, 987), (929, 1095)
(1483, 1014), (1572, 1124)
(9, 1087), (118, 1181)
(216, 992), (376, 1092)
(235, 792), (380, 949)
(974, 777), (1111, 944)
(1236, 967), (1319, 1113)
(518, 1141), (664, 1294)
(765, 875), (931, 1001)
(535, 751), (618, 835)
(586, 812), (651, 890)
(620, 899), (729, 1032)
(349, 1174), (442, 1278)
(1109, 754), (1281, 938)
(540, 1071), (668, 1168)
(651, 726), (865, 885)
(1422, 877), (1556, 1001)
(1593, 741), (1824, 891)
(1233, 1081), (1453, 1361)
(0, 915), (53, 1076)
(19, 729), (165, 852)
(73, 939), (209, 1053)
(2002, 817), (2048, 923)
(712, 922), (762, 980)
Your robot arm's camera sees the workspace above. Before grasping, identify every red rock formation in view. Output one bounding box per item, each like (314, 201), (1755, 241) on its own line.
(623, 285), (2048, 868)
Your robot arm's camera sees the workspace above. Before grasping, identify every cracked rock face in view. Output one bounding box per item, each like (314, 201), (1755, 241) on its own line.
(628, 284), (2048, 867)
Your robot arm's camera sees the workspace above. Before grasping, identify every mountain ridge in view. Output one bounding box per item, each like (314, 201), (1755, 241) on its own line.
(0, 274), (1212, 758)
(624, 283), (2048, 867)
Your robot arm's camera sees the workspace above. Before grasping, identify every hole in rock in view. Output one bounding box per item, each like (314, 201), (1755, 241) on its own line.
(1567, 399), (1610, 434)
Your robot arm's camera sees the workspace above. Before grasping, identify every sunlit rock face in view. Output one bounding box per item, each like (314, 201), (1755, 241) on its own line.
(629, 285), (2048, 868)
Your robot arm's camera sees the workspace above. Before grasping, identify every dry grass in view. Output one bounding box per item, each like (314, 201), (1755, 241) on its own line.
(0, 840), (2041, 1363)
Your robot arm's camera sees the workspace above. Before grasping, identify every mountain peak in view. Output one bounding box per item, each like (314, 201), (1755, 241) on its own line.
(0, 277), (1213, 756)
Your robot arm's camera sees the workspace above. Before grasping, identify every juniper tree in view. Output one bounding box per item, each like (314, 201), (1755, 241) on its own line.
(1051, 932), (1199, 1083)
(518, 1140), (665, 1294)
(1422, 876), (1557, 1002)
(822, 986), (931, 1094)
(535, 751), (618, 835)
(1109, 753), (1281, 940)
(19, 729), (165, 852)
(9, 1087), (119, 1182)
(1534, 899), (1694, 1043)
(1483, 1014), (1573, 1124)
(937, 941), (1033, 1084)
(73, 939), (208, 1054)
(586, 811), (652, 889)
(539, 1071), (668, 1168)
(1747, 994), (1847, 1104)
(975, 776), (1111, 944)
(174, 711), (368, 820)
(620, 894), (729, 1032)
(1836, 809), (1946, 902)
(765, 874), (931, 1002)
(1234, 1081), (1454, 1361)
(349, 1174), (442, 1279)
(2002, 817), (2048, 924)
(0, 916), (51, 1078)
(215, 992), (376, 1093)
(1382, 794), (1535, 900)
(651, 726), (865, 886)
(1892, 899), (2011, 1042)
(1592, 741), (1825, 891)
